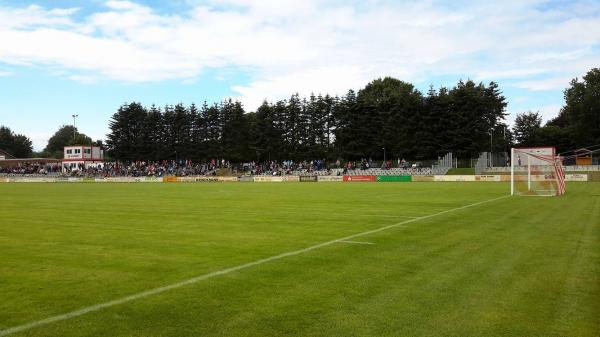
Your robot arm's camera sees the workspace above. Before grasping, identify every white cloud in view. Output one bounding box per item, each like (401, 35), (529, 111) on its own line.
(68, 75), (98, 84)
(18, 131), (54, 152)
(506, 104), (563, 126)
(525, 48), (591, 63)
(537, 105), (563, 122)
(105, 1), (146, 11)
(514, 77), (574, 91)
(0, 1), (598, 110)
(0, 4), (77, 29)
(231, 65), (369, 109)
(475, 68), (549, 81)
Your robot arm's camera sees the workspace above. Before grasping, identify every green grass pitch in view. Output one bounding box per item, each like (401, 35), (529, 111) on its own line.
(0, 182), (599, 336)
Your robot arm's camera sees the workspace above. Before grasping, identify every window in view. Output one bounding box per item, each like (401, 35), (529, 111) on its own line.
(75, 149), (81, 154)
(66, 149), (72, 154)
(84, 149), (91, 154)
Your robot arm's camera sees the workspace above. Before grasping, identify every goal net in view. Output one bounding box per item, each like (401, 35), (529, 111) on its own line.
(511, 147), (565, 196)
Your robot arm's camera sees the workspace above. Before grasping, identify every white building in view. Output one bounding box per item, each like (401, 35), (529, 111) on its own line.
(62, 145), (104, 172)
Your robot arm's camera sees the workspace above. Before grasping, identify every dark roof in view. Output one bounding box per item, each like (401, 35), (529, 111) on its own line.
(0, 158), (60, 162)
(0, 158), (61, 168)
(0, 149), (15, 159)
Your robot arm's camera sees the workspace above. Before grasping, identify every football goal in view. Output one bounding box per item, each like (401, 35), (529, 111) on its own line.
(511, 147), (565, 196)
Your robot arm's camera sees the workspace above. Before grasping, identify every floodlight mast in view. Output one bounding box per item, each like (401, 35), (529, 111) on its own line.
(72, 114), (79, 141)
(489, 128), (493, 167)
(528, 159), (531, 191)
(510, 147), (514, 195)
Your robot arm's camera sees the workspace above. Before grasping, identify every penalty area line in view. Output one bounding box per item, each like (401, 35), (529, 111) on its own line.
(0, 195), (509, 336)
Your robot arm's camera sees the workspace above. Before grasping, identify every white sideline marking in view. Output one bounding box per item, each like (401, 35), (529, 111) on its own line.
(356, 214), (419, 219)
(338, 240), (375, 245)
(0, 195), (508, 336)
(389, 215), (420, 219)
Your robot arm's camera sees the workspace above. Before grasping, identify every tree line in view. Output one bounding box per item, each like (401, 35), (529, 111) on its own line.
(0, 124), (101, 160)
(40, 125), (97, 159)
(2, 69), (598, 161)
(512, 68), (600, 154)
(0, 126), (33, 158)
(106, 77), (510, 162)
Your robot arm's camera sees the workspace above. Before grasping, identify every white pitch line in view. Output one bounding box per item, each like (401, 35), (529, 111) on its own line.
(0, 195), (508, 336)
(338, 240), (375, 245)
(354, 214), (420, 219)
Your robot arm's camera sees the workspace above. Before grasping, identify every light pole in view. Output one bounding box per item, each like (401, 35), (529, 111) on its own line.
(503, 126), (508, 167)
(72, 114), (79, 141)
(489, 128), (494, 167)
(382, 147), (386, 167)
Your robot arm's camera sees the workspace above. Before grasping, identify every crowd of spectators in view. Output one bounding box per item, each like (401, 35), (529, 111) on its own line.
(1, 157), (435, 177)
(243, 159), (329, 176)
(65, 160), (229, 177)
(0, 160), (228, 177)
(0, 162), (61, 175)
(338, 158), (418, 173)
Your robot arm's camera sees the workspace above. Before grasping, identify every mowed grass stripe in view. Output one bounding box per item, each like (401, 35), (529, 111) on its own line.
(0, 191), (507, 336)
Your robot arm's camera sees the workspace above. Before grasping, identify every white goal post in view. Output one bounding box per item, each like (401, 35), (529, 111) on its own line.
(510, 147), (565, 196)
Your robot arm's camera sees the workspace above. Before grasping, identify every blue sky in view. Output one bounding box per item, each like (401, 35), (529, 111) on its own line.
(0, 0), (599, 150)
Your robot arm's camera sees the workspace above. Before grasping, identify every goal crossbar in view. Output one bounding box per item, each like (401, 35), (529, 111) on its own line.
(510, 147), (565, 196)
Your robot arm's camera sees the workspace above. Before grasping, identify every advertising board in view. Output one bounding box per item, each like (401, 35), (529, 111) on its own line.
(412, 175), (434, 182)
(178, 176), (218, 182)
(434, 175), (476, 182)
(253, 176), (283, 182)
(10, 177), (59, 183)
(105, 177), (134, 183)
(317, 176), (343, 182)
(474, 175), (502, 182)
(218, 176), (239, 182)
(343, 175), (376, 182)
(376, 175), (411, 182)
(565, 174), (588, 182)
